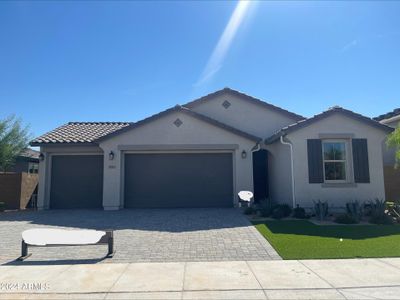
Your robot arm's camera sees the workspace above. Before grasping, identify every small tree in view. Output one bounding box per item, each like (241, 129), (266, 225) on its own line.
(0, 115), (31, 173)
(387, 126), (400, 168)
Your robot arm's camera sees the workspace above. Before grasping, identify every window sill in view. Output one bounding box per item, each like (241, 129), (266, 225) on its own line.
(321, 183), (357, 188)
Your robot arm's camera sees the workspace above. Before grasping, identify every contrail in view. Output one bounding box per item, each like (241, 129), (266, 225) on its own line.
(195, 1), (251, 86)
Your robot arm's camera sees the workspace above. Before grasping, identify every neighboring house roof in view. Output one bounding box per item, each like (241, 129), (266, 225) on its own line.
(183, 87), (306, 121)
(30, 122), (132, 146)
(20, 148), (40, 159)
(95, 105), (262, 143)
(374, 108), (400, 122)
(265, 106), (394, 144)
(18, 148), (40, 161)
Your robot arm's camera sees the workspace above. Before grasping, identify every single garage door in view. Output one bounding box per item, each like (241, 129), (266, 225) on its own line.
(124, 153), (233, 208)
(50, 155), (103, 209)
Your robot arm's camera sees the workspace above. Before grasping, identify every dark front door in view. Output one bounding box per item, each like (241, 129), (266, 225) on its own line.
(124, 153), (233, 208)
(252, 149), (268, 202)
(50, 155), (103, 209)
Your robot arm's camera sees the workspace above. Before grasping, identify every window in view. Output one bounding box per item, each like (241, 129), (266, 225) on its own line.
(28, 163), (39, 174)
(322, 141), (347, 182)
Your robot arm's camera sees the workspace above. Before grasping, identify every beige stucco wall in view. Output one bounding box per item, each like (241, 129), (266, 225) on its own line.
(189, 93), (300, 138)
(37, 145), (103, 209)
(284, 113), (387, 209)
(99, 111), (257, 210)
(265, 142), (292, 206)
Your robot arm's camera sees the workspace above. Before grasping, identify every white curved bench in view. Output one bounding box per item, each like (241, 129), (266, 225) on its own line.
(18, 228), (115, 261)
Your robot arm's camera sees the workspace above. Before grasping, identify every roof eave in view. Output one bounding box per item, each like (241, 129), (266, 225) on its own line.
(29, 141), (98, 147)
(184, 87), (306, 121)
(95, 105), (262, 144)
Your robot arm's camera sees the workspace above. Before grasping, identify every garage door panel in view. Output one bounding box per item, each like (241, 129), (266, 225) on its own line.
(50, 155), (103, 209)
(124, 153), (233, 208)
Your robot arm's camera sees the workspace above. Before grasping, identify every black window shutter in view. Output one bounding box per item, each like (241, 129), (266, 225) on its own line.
(352, 138), (370, 183)
(307, 139), (324, 183)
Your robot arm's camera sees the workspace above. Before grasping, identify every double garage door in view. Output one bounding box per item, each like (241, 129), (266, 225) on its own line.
(50, 153), (233, 209)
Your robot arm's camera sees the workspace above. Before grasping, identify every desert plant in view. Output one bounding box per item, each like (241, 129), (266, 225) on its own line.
(334, 213), (359, 224)
(313, 200), (329, 221)
(370, 198), (386, 218)
(258, 208), (271, 218)
(346, 200), (363, 222)
(368, 198), (393, 224)
(387, 202), (400, 223)
(292, 205), (307, 219)
(271, 204), (292, 219)
(255, 198), (275, 218)
(369, 214), (394, 225)
(271, 207), (285, 219)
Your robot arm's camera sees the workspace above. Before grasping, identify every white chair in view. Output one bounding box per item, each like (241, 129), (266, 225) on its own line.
(238, 191), (254, 208)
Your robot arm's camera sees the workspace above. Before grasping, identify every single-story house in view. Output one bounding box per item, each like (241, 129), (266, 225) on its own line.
(0, 148), (39, 174)
(30, 88), (393, 210)
(374, 109), (400, 201)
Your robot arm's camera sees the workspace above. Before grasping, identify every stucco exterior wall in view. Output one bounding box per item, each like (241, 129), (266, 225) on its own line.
(285, 114), (387, 209)
(189, 93), (300, 138)
(37, 145), (103, 209)
(265, 142), (292, 206)
(99, 111), (257, 210)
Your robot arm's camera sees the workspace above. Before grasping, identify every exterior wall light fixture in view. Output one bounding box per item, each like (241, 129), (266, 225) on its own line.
(39, 153), (45, 161)
(109, 151), (115, 161)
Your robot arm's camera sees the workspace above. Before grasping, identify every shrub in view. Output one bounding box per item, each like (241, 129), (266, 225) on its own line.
(244, 207), (255, 215)
(369, 214), (394, 225)
(271, 207), (285, 219)
(346, 200), (363, 222)
(258, 208), (271, 218)
(314, 200), (329, 221)
(334, 214), (359, 224)
(292, 205), (307, 219)
(271, 204), (292, 219)
(367, 198), (393, 224)
(370, 198), (386, 218)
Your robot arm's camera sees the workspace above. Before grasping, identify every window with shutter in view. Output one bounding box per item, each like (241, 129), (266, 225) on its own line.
(352, 138), (370, 183)
(307, 139), (323, 183)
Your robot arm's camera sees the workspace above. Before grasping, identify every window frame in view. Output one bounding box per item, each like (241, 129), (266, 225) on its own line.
(28, 162), (39, 174)
(321, 139), (350, 183)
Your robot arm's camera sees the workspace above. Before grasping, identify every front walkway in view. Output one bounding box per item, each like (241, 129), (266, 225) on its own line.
(1, 258), (400, 299)
(0, 208), (279, 264)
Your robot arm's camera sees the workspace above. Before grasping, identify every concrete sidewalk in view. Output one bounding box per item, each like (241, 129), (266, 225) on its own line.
(1, 258), (400, 299)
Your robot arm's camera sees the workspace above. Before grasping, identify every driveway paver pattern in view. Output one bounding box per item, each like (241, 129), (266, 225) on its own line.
(0, 208), (280, 264)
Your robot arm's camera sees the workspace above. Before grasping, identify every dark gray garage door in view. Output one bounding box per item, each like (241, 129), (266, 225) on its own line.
(50, 155), (103, 209)
(124, 153), (233, 208)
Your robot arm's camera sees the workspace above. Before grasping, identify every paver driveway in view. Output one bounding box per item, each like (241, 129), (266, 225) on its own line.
(0, 208), (280, 264)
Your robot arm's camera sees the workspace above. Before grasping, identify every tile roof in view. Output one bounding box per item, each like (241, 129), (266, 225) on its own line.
(30, 122), (132, 146)
(265, 106), (394, 144)
(183, 87), (306, 121)
(19, 148), (40, 159)
(374, 108), (400, 121)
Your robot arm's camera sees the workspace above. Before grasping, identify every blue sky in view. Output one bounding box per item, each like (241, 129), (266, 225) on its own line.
(1, 1), (399, 138)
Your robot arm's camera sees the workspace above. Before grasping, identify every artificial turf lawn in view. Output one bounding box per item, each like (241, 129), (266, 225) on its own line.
(253, 220), (400, 259)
